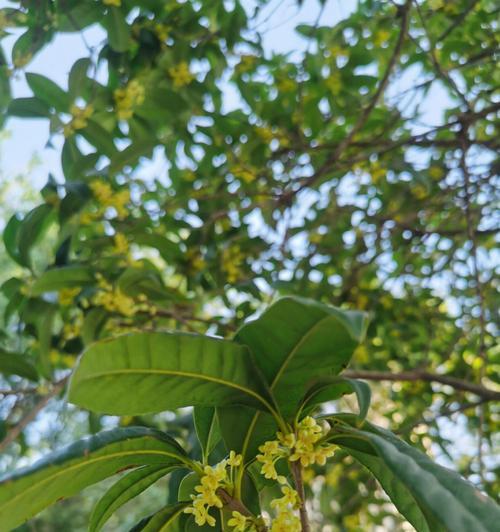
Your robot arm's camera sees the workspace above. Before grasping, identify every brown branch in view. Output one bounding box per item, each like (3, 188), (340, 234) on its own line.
(0, 377), (69, 454)
(290, 461), (310, 532)
(217, 488), (267, 532)
(342, 370), (500, 401)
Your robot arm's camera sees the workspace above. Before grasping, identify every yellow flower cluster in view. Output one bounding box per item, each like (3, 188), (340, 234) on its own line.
(184, 452), (243, 527)
(221, 245), (245, 283)
(59, 287), (81, 306)
(103, 0), (121, 6)
(255, 126), (274, 144)
(231, 165), (256, 184)
(257, 417), (336, 478)
(49, 350), (76, 368)
(429, 165), (444, 180)
(328, 45), (349, 61)
(236, 55), (257, 74)
(325, 71), (342, 95)
(168, 62), (194, 88)
(93, 274), (138, 317)
(276, 78), (295, 93)
(154, 23), (170, 42)
(114, 80), (145, 120)
(227, 511), (248, 532)
(89, 179), (130, 219)
(113, 233), (129, 254)
(186, 249), (206, 273)
(64, 104), (93, 137)
(374, 29), (391, 47)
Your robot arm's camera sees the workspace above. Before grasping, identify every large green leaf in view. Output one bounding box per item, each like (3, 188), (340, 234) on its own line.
(89, 465), (174, 532)
(349, 449), (433, 532)
(218, 296), (368, 464)
(0, 348), (38, 381)
(235, 296), (367, 412)
(129, 503), (188, 532)
(330, 417), (500, 532)
(0, 427), (190, 531)
(31, 266), (95, 295)
(69, 332), (277, 416)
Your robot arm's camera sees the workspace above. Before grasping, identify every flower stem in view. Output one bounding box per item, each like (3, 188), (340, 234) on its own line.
(290, 461), (310, 532)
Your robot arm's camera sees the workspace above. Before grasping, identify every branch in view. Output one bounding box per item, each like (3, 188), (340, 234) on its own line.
(342, 370), (500, 401)
(295, 0), (412, 194)
(290, 461), (310, 532)
(0, 377), (69, 454)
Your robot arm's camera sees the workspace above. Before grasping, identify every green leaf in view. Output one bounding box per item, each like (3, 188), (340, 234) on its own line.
(331, 418), (500, 532)
(68, 332), (277, 416)
(104, 7), (132, 53)
(3, 214), (23, 265)
(349, 449), (432, 532)
(89, 465), (173, 532)
(129, 503), (188, 532)
(109, 140), (156, 174)
(80, 119), (117, 156)
(0, 349), (38, 381)
(8, 96), (51, 118)
(0, 427), (190, 531)
(133, 232), (182, 262)
(300, 377), (371, 422)
(31, 266), (95, 295)
(193, 407), (221, 463)
(17, 204), (54, 268)
(236, 296), (367, 411)
(81, 308), (108, 346)
(219, 296), (368, 463)
(68, 58), (91, 99)
(25, 72), (70, 113)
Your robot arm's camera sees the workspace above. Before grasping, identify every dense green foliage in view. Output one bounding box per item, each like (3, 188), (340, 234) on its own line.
(1, 297), (499, 531)
(0, 0), (498, 529)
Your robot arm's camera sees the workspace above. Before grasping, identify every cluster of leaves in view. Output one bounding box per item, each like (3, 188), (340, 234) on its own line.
(0, 0), (499, 528)
(1, 297), (498, 531)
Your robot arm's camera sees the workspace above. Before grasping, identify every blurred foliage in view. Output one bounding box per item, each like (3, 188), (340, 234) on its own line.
(0, 0), (498, 529)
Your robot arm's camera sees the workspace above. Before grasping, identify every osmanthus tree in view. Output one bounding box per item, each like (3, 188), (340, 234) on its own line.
(0, 0), (499, 529)
(0, 297), (499, 531)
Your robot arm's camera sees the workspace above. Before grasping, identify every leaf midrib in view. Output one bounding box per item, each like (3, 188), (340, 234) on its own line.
(73, 368), (274, 412)
(0, 448), (187, 517)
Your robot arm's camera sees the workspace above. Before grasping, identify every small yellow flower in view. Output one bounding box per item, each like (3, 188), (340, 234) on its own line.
(429, 165), (444, 180)
(277, 78), (295, 93)
(228, 451), (242, 467)
(113, 233), (129, 254)
(231, 165), (256, 184)
(221, 245), (245, 283)
(114, 80), (145, 120)
(59, 287), (80, 306)
(236, 55), (256, 74)
(325, 71), (342, 95)
(168, 62), (194, 88)
(374, 29), (391, 47)
(228, 511), (248, 532)
(103, 0), (121, 7)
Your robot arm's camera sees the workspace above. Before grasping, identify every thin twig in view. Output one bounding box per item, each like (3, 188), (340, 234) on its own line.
(342, 370), (499, 401)
(0, 377), (69, 454)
